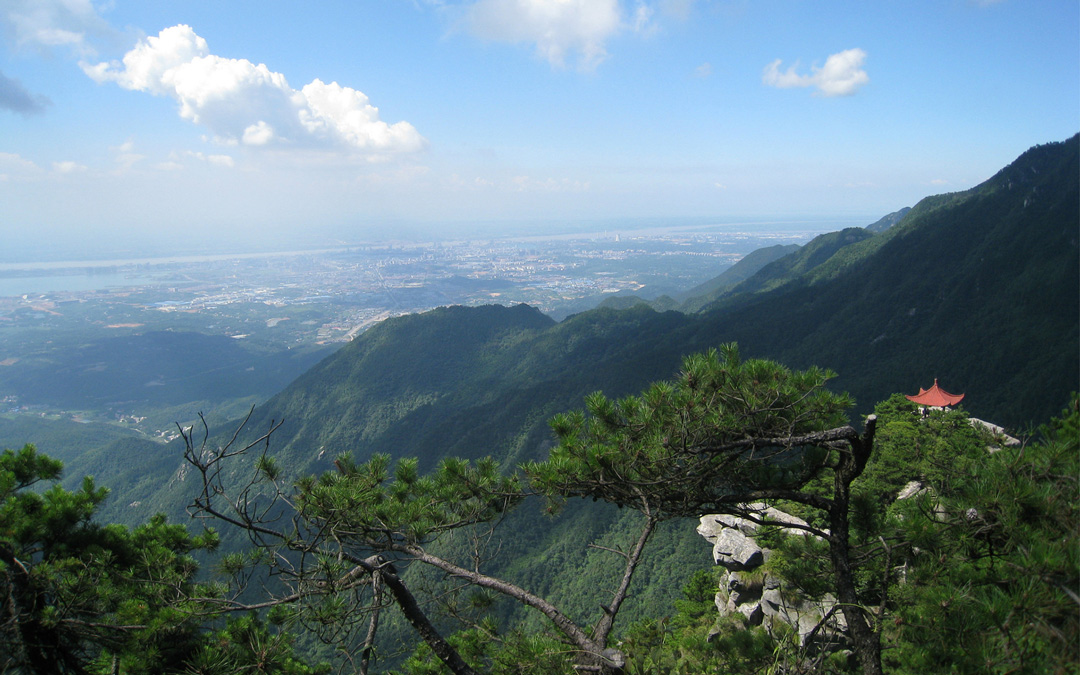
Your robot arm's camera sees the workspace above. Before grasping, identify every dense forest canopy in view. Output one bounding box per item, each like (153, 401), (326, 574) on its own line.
(3, 368), (1076, 673)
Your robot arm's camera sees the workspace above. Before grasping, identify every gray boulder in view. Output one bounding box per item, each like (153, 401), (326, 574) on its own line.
(712, 528), (764, 570)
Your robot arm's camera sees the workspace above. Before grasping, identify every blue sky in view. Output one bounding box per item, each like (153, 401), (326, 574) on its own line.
(0, 0), (1076, 247)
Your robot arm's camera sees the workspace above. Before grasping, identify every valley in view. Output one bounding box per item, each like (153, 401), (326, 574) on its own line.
(1, 136), (1077, 675)
(3, 1), (1075, 670)
(0, 221), (833, 438)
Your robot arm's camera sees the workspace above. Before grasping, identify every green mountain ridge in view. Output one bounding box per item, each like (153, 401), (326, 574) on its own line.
(864, 206), (911, 233)
(67, 134), (1079, 524)
(0, 329), (332, 410)
(676, 243), (800, 312)
(684, 134), (1079, 421)
(699, 226), (876, 311)
(38, 134), (1079, 670)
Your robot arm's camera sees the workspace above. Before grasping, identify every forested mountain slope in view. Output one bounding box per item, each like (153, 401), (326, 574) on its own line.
(676, 243), (800, 312)
(72, 135), (1078, 527)
(681, 134), (1078, 424)
(0, 330), (331, 410)
(700, 226), (876, 308)
(49, 137), (1078, 668)
(864, 206), (911, 233)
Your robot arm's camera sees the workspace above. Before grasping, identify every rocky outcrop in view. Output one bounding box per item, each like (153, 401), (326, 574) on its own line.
(697, 505), (847, 652)
(968, 417), (1021, 452)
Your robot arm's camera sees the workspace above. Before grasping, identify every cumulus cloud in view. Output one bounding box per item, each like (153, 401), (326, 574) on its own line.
(465, 0), (623, 69)
(763, 48), (869, 97)
(299, 79), (427, 152)
(82, 24), (426, 156)
(694, 62), (712, 78)
(0, 69), (50, 114)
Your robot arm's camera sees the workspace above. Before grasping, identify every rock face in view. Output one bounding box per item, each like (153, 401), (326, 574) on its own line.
(710, 528), (764, 570)
(968, 417), (1021, 452)
(697, 505), (847, 652)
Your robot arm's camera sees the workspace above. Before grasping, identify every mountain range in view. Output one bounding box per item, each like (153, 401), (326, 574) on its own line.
(44, 134), (1079, 654)
(60, 132), (1077, 513)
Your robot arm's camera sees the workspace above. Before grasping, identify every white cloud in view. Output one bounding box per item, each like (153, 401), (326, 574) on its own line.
(1, 0), (114, 57)
(0, 152), (42, 180)
(763, 48), (869, 97)
(465, 0), (623, 70)
(631, 2), (657, 35)
(82, 25), (426, 156)
(300, 79), (427, 152)
(694, 62), (712, 78)
(110, 138), (144, 172)
(242, 121), (275, 146)
(185, 151), (235, 167)
(52, 160), (87, 173)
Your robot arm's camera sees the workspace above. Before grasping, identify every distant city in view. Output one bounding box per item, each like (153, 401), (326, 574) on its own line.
(0, 222), (843, 348)
(0, 220), (857, 435)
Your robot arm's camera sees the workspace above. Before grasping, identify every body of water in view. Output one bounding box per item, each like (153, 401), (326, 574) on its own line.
(0, 272), (159, 297)
(0, 247), (347, 298)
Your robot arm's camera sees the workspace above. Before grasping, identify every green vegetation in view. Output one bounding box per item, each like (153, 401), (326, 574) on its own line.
(876, 398), (1078, 673)
(684, 134), (1079, 429)
(171, 355), (1076, 674)
(3, 372), (1076, 673)
(672, 243), (801, 312)
(0, 137), (1076, 673)
(175, 346), (886, 674)
(701, 227), (875, 309)
(728, 396), (1079, 674)
(0, 443), (326, 674)
(45, 135), (1078, 530)
(863, 207), (911, 234)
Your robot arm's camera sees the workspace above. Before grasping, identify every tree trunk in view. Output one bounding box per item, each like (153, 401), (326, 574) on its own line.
(828, 499), (883, 675)
(378, 562), (480, 675)
(593, 515), (657, 646)
(829, 416), (883, 675)
(358, 573), (382, 675)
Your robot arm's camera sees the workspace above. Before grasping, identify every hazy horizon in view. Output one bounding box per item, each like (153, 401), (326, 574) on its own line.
(1, 1), (1075, 246)
(0, 213), (871, 265)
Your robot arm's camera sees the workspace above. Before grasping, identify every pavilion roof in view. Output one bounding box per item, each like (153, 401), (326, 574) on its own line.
(906, 379), (965, 407)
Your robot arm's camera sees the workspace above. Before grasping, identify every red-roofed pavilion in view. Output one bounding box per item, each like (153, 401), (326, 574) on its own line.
(906, 379), (965, 407)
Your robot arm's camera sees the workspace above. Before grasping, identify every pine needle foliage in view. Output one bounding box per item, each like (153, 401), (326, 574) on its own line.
(0, 444), (218, 673)
(526, 343), (852, 519)
(294, 454), (524, 546)
(881, 398), (1080, 674)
